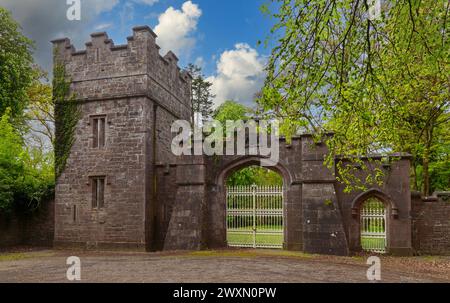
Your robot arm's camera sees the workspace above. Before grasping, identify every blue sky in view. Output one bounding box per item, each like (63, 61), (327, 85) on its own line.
(104, 0), (275, 75)
(0, 0), (278, 106)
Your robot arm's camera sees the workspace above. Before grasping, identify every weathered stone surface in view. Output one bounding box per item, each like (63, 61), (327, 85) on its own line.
(412, 192), (450, 255)
(52, 27), (191, 250)
(0, 199), (54, 248)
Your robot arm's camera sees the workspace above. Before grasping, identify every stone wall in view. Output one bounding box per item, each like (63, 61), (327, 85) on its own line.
(0, 213), (21, 248)
(0, 199), (54, 248)
(412, 192), (450, 255)
(335, 156), (413, 255)
(54, 97), (151, 250)
(162, 137), (415, 256)
(153, 164), (177, 250)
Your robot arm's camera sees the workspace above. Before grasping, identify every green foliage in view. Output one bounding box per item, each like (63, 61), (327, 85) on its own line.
(0, 7), (35, 120)
(227, 166), (283, 186)
(185, 64), (215, 120)
(53, 64), (80, 179)
(213, 101), (282, 186)
(0, 109), (24, 211)
(259, 0), (450, 194)
(415, 128), (450, 193)
(25, 69), (54, 148)
(0, 10), (54, 213)
(213, 100), (251, 124)
(0, 109), (54, 213)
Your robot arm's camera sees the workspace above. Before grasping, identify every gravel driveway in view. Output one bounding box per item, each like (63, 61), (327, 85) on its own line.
(0, 249), (449, 283)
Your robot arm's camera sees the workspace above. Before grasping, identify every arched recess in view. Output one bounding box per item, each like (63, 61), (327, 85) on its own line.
(207, 156), (294, 249)
(216, 156), (293, 187)
(350, 188), (398, 253)
(351, 188), (399, 218)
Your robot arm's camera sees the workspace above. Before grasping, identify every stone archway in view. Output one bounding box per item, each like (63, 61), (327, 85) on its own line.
(211, 156), (292, 249)
(161, 135), (412, 255)
(350, 189), (399, 254)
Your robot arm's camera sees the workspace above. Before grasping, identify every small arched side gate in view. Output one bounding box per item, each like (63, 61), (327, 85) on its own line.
(360, 198), (387, 253)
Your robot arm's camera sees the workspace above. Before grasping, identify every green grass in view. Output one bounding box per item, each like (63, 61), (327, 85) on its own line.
(420, 255), (441, 262)
(0, 253), (29, 261)
(188, 250), (314, 259)
(361, 237), (386, 252)
(228, 224), (282, 230)
(227, 233), (283, 247)
(227, 225), (283, 247)
(0, 251), (54, 262)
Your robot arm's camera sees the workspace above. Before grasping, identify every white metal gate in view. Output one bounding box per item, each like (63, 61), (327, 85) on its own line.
(226, 185), (283, 249)
(360, 198), (387, 253)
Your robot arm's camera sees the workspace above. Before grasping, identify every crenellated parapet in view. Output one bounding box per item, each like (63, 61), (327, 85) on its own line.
(51, 26), (191, 120)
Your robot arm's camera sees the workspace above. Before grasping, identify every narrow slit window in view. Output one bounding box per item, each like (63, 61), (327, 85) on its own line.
(92, 177), (105, 209)
(92, 116), (106, 148)
(73, 205), (77, 222)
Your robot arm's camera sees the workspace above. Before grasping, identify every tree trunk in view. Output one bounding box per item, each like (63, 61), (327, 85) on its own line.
(412, 159), (419, 191)
(422, 126), (433, 196)
(422, 148), (430, 196)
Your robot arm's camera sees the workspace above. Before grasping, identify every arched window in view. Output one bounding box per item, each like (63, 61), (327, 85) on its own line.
(360, 197), (386, 253)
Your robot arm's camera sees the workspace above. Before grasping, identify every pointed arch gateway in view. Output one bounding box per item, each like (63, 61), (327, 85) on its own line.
(351, 189), (399, 254)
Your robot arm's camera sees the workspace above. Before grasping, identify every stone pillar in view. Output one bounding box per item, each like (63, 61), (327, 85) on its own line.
(163, 155), (207, 250)
(301, 136), (349, 255)
(284, 183), (303, 250)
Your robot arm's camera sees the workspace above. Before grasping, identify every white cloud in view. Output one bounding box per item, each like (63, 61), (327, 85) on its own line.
(0, 0), (121, 72)
(119, 2), (135, 34)
(1, 0), (202, 71)
(154, 1), (202, 57)
(132, 0), (159, 5)
(89, 0), (120, 15)
(207, 43), (266, 107)
(194, 56), (205, 69)
(94, 23), (113, 31)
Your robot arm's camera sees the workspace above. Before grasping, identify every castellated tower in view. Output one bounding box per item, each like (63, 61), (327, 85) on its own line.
(52, 26), (192, 251)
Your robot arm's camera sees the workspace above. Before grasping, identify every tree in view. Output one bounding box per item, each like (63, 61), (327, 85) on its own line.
(212, 101), (282, 186)
(0, 108), (54, 213)
(259, 0), (449, 195)
(185, 64), (215, 121)
(0, 7), (35, 120)
(0, 9), (54, 213)
(227, 166), (283, 186)
(213, 100), (251, 124)
(0, 109), (24, 211)
(25, 69), (54, 150)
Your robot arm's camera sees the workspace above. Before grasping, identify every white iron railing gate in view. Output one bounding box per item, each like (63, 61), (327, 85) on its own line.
(226, 185), (283, 249)
(360, 198), (387, 253)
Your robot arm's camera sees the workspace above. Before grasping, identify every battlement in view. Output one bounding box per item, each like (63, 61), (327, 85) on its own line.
(51, 26), (192, 119)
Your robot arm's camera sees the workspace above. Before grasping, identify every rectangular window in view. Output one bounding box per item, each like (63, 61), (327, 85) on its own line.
(92, 177), (105, 209)
(92, 116), (106, 148)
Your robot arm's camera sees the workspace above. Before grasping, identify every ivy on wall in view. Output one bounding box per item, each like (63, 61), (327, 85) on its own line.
(53, 62), (80, 179)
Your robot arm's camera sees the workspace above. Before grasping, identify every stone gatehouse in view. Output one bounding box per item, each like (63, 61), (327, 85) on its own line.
(51, 26), (448, 256)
